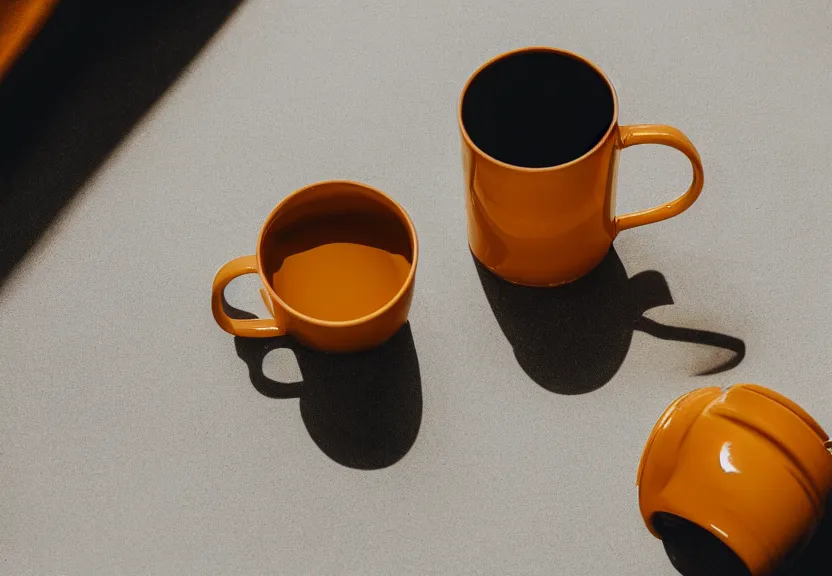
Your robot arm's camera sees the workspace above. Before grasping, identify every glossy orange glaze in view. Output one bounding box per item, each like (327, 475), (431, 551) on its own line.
(0, 0), (59, 80)
(211, 181), (418, 352)
(459, 47), (704, 286)
(638, 384), (832, 575)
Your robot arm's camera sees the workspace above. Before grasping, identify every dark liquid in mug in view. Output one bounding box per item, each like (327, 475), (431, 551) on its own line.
(263, 211), (412, 322)
(461, 50), (615, 168)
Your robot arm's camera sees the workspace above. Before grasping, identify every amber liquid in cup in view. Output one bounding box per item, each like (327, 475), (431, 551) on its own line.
(262, 211), (413, 322)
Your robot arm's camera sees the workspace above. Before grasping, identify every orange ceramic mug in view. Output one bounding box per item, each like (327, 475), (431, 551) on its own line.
(459, 47), (704, 286)
(638, 384), (832, 575)
(211, 180), (418, 352)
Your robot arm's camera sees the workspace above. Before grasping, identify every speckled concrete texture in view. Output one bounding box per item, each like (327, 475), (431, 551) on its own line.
(2, 0), (831, 574)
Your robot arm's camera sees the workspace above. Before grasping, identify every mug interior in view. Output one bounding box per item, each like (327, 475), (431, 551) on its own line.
(259, 182), (415, 323)
(461, 49), (615, 168)
(653, 512), (751, 576)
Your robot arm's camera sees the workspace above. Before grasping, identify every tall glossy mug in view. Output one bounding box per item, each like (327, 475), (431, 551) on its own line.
(459, 47), (704, 286)
(211, 181), (418, 352)
(638, 384), (832, 575)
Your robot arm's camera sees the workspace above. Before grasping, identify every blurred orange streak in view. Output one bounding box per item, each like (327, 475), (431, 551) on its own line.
(0, 0), (59, 80)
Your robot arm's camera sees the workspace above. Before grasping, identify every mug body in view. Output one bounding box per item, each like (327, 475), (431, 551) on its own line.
(255, 180), (418, 352)
(459, 47), (620, 286)
(638, 384), (832, 575)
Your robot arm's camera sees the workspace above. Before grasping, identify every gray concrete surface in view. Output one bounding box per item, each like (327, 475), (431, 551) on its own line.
(2, 0), (831, 573)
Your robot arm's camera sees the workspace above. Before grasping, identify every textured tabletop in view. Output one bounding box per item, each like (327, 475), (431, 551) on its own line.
(2, 0), (831, 574)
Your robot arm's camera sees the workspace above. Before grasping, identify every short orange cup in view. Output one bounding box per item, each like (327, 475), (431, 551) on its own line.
(211, 180), (418, 352)
(638, 384), (832, 575)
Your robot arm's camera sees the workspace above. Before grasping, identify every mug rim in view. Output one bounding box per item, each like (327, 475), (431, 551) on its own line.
(255, 180), (419, 329)
(458, 46), (620, 173)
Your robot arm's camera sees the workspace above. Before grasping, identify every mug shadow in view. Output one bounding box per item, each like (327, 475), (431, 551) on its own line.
(225, 300), (422, 470)
(474, 248), (745, 394)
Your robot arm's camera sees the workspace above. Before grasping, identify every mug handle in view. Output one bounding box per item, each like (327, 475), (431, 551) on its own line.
(211, 255), (286, 338)
(614, 124), (704, 234)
